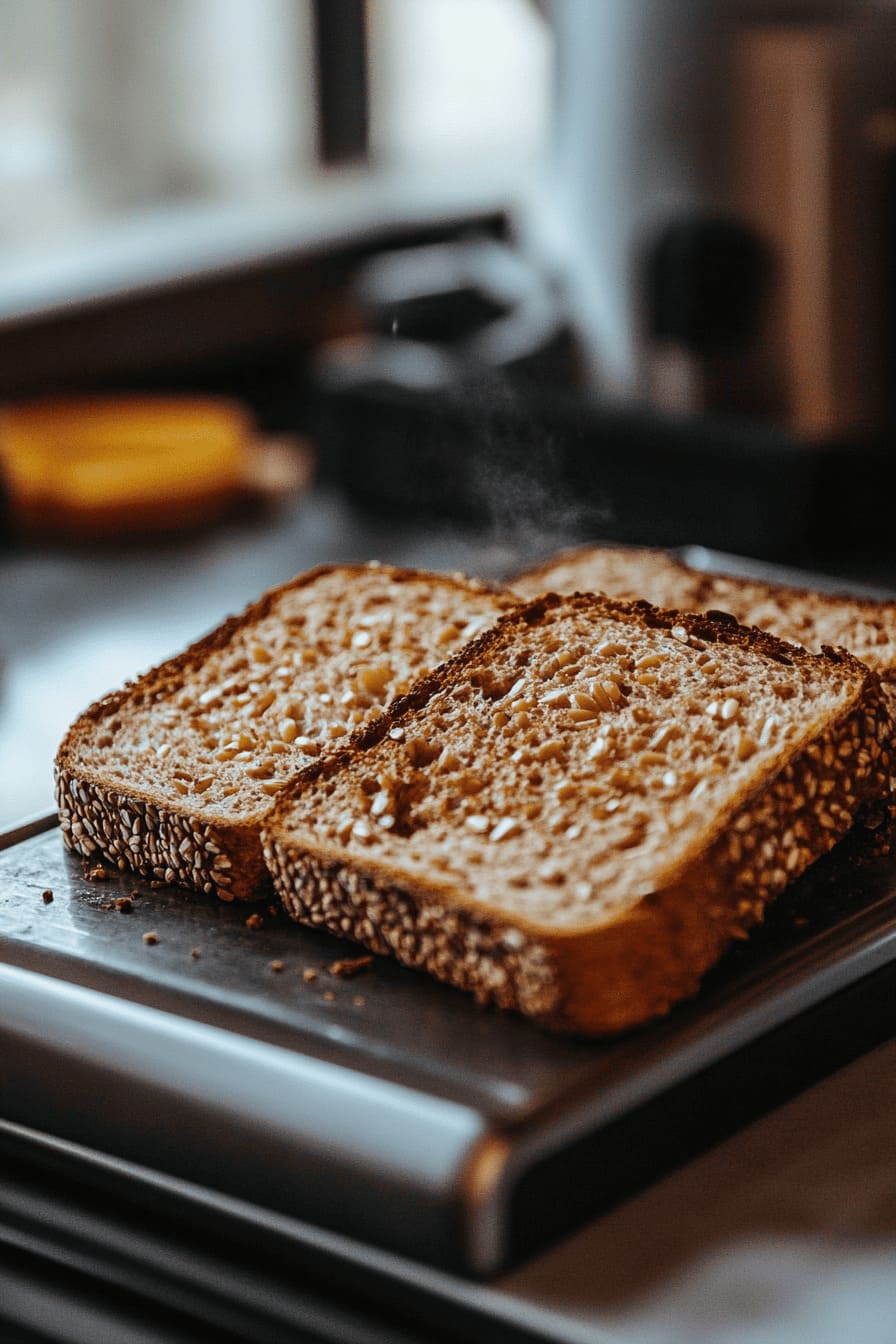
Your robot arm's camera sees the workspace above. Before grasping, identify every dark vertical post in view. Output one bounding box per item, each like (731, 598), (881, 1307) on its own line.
(311, 0), (370, 165)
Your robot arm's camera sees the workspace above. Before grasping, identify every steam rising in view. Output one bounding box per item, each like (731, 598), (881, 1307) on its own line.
(453, 373), (612, 580)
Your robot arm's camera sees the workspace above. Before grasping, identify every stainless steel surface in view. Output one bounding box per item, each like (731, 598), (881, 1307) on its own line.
(5, 800), (896, 1275)
(0, 1117), (587, 1344)
(5, 550), (896, 1281)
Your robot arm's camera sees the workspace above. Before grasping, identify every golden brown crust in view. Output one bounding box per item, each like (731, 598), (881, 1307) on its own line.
(55, 563), (514, 902)
(548, 693), (889, 1031)
(55, 770), (267, 901)
(264, 592), (892, 1033)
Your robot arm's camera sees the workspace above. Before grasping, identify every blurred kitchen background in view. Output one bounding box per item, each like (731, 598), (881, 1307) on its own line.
(4, 0), (896, 824)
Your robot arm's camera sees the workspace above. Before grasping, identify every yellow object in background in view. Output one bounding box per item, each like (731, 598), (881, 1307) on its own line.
(0, 397), (309, 540)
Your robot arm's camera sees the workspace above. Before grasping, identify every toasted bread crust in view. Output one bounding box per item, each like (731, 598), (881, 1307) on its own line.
(263, 594), (892, 1033)
(55, 770), (268, 901)
(55, 563), (512, 901)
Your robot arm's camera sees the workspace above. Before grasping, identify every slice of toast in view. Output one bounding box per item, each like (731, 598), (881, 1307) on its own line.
(515, 545), (708, 611)
(56, 564), (515, 901)
(263, 594), (891, 1034)
(514, 544), (896, 701)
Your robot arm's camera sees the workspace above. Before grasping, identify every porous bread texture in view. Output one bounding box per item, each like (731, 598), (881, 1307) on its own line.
(264, 594), (892, 1034)
(514, 544), (896, 695)
(55, 563), (515, 901)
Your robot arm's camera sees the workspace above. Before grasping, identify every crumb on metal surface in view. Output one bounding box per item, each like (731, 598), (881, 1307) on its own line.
(114, 896), (133, 913)
(329, 955), (374, 979)
(302, 967), (317, 982)
(270, 959), (284, 973)
(191, 947), (201, 959)
(142, 931), (159, 946)
(353, 995), (365, 1008)
(245, 913), (264, 930)
(41, 889), (53, 904)
(323, 990), (335, 1002)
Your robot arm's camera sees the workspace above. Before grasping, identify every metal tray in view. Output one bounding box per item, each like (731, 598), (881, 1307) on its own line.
(4, 553), (896, 1283)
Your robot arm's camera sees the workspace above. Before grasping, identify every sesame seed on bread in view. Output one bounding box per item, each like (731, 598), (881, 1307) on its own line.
(263, 593), (892, 1034)
(55, 563), (516, 901)
(514, 544), (896, 707)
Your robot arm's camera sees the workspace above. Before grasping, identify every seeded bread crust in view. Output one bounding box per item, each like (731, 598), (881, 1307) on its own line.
(55, 563), (514, 902)
(263, 595), (892, 1034)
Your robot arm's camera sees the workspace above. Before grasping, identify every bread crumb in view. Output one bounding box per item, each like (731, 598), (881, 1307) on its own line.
(86, 864), (111, 881)
(323, 989), (335, 1002)
(302, 967), (318, 982)
(114, 896), (133, 913)
(130, 889), (141, 898)
(270, 959), (284, 973)
(142, 931), (159, 946)
(329, 955), (374, 979)
(41, 889), (54, 904)
(245, 913), (264, 930)
(353, 995), (365, 1007)
(191, 947), (201, 959)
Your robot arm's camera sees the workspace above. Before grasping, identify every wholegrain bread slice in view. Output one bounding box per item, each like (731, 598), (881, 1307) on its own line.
(263, 593), (891, 1034)
(56, 564), (516, 901)
(515, 545), (709, 612)
(514, 544), (896, 706)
